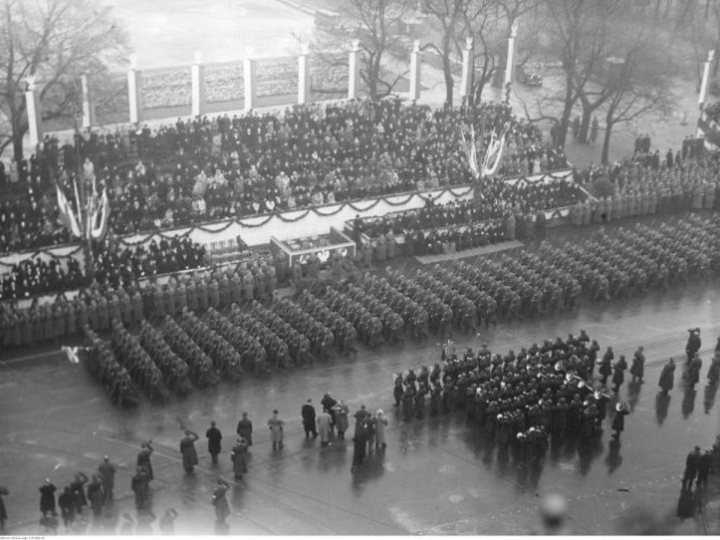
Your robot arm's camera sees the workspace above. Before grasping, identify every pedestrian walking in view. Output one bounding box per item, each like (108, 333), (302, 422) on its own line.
(0, 486), (8, 529)
(682, 446), (701, 490)
(659, 358), (675, 394)
(317, 408), (333, 447)
(180, 430), (200, 473)
(231, 438), (248, 479)
(611, 402), (629, 440)
(375, 410), (388, 449)
(212, 479), (230, 524)
(137, 441), (154, 482)
(206, 421), (223, 465)
(630, 347), (645, 383)
(98, 455), (116, 502)
(268, 410), (285, 451)
(39, 479), (57, 516)
(301, 399), (318, 438)
(236, 412), (253, 446)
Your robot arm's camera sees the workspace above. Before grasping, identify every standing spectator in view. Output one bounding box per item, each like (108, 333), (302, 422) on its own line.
(180, 429), (200, 473)
(231, 438), (248, 479)
(137, 441), (154, 482)
(236, 412), (253, 447)
(697, 449), (713, 489)
(206, 421), (223, 466)
(86, 474), (104, 517)
(39, 479), (57, 517)
(612, 355), (627, 393)
(69, 472), (88, 515)
(630, 347), (645, 383)
(301, 399), (318, 438)
(351, 416), (370, 473)
(682, 446), (702, 490)
(317, 408), (333, 447)
(131, 467), (149, 509)
(375, 410), (388, 449)
(212, 479), (230, 525)
(659, 358), (675, 394)
(58, 486), (75, 530)
(0, 485), (7, 529)
(268, 410), (285, 451)
(332, 400), (350, 440)
(97, 456), (116, 502)
(590, 117), (599, 145)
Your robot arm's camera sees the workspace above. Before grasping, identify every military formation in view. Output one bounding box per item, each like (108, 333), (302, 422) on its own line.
(393, 333), (630, 460)
(83, 326), (139, 408)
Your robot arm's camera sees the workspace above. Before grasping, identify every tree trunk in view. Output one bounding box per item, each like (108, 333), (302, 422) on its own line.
(576, 105), (590, 143)
(11, 102), (24, 169)
(441, 37), (454, 106)
(601, 117), (613, 165)
(557, 72), (576, 148)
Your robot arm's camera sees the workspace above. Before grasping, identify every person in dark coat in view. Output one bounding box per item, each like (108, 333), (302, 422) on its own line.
(686, 328), (701, 363)
(231, 438), (248, 479)
(659, 358), (676, 394)
(58, 486), (75, 529)
(69, 472), (87, 514)
(351, 418), (369, 473)
(97, 456), (116, 502)
(687, 355), (702, 389)
(0, 486), (7, 529)
(301, 399), (318, 438)
(236, 412), (253, 446)
(86, 474), (104, 517)
(611, 402), (629, 440)
(598, 347), (613, 386)
(697, 449), (713, 489)
(206, 421), (223, 465)
(137, 441), (154, 481)
(39, 479), (57, 516)
(131, 467), (148, 509)
(630, 347), (645, 383)
(682, 446), (701, 490)
(180, 429), (200, 473)
(612, 355), (628, 393)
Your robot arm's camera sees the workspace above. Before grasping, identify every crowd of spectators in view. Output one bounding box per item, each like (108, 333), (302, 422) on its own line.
(0, 99), (566, 255)
(0, 237), (206, 302)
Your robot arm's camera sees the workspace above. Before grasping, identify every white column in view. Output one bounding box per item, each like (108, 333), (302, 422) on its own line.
(127, 54), (142, 124)
(244, 48), (257, 111)
(504, 23), (518, 85)
(81, 74), (95, 128)
(348, 39), (360, 100)
(460, 37), (474, 102)
(698, 49), (715, 136)
(298, 43), (310, 105)
(25, 75), (42, 148)
(191, 51), (206, 117)
(409, 40), (422, 102)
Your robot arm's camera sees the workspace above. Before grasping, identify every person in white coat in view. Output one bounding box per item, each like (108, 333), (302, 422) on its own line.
(375, 409), (388, 449)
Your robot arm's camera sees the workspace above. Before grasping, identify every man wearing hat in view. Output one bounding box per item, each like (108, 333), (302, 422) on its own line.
(98, 456), (116, 502)
(682, 446), (702, 490)
(611, 402), (629, 440)
(301, 399), (318, 438)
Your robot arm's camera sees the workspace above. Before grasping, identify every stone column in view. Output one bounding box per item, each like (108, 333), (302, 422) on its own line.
(191, 51), (206, 117)
(409, 40), (422, 102)
(127, 54), (142, 124)
(298, 43), (310, 105)
(80, 74), (95, 128)
(348, 39), (360, 100)
(25, 75), (42, 148)
(460, 38), (474, 103)
(244, 48), (257, 111)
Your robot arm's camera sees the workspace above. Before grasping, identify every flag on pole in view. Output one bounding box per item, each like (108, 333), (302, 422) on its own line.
(90, 189), (111, 241)
(55, 185), (82, 238)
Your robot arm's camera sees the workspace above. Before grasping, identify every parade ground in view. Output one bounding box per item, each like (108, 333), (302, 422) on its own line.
(1, 214), (720, 536)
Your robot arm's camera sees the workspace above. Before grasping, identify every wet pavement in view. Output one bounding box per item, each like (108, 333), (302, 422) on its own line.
(3, 215), (720, 535)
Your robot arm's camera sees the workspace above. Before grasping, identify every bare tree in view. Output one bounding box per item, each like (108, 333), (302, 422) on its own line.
(599, 34), (672, 164)
(0, 0), (129, 163)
